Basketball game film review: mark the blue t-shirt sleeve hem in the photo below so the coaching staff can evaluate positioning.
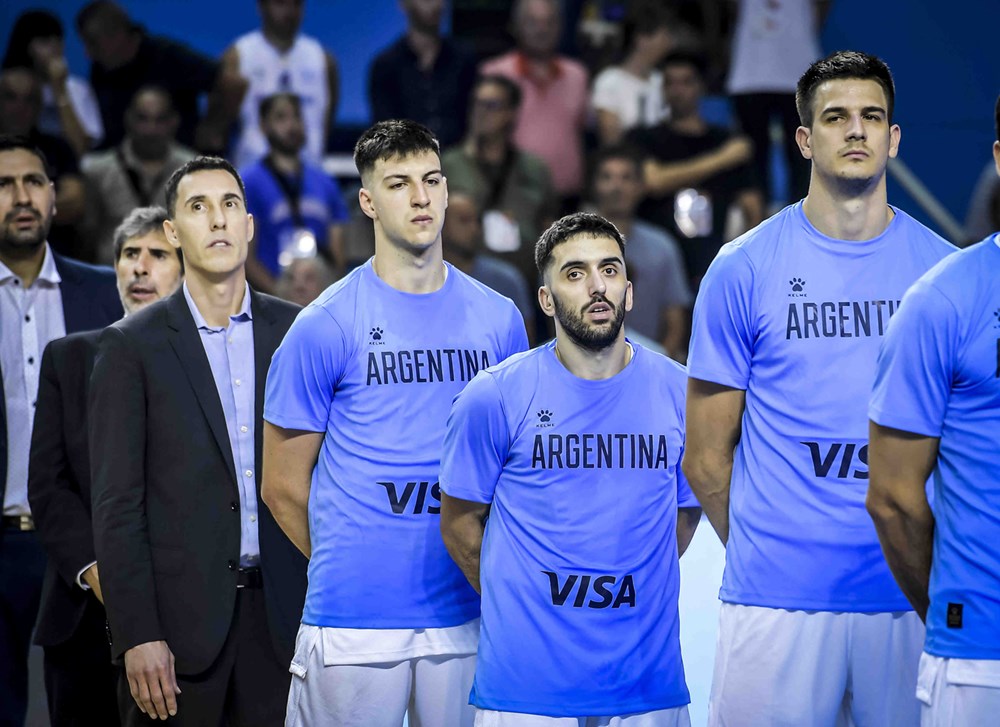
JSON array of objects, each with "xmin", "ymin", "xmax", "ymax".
[
  {"xmin": 263, "ymin": 409, "xmax": 327, "ymax": 433},
  {"xmin": 686, "ymin": 366, "xmax": 749, "ymax": 391},
  {"xmin": 868, "ymin": 405, "xmax": 942, "ymax": 439},
  {"xmin": 439, "ymin": 482, "xmax": 495, "ymax": 504}
]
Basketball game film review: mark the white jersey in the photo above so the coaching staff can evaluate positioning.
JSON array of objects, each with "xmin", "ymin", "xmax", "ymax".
[
  {"xmin": 726, "ymin": 0, "xmax": 821, "ymax": 94},
  {"xmin": 232, "ymin": 30, "xmax": 329, "ymax": 168}
]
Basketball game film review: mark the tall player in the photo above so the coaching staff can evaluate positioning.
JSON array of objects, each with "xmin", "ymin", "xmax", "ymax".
[
  {"xmin": 867, "ymin": 96, "xmax": 1000, "ymax": 726},
  {"xmin": 262, "ymin": 119, "xmax": 528, "ymax": 727},
  {"xmin": 683, "ymin": 51, "xmax": 956, "ymax": 726},
  {"xmin": 440, "ymin": 212, "xmax": 701, "ymax": 726}
]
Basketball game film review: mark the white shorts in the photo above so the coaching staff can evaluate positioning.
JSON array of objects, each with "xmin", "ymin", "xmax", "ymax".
[
  {"xmin": 285, "ymin": 624, "xmax": 477, "ymax": 727},
  {"xmin": 917, "ymin": 652, "xmax": 1000, "ymax": 727},
  {"xmin": 475, "ymin": 706, "xmax": 691, "ymax": 727},
  {"xmin": 708, "ymin": 603, "xmax": 924, "ymax": 727}
]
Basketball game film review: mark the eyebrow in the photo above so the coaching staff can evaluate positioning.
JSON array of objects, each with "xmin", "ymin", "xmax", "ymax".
[
  {"xmin": 384, "ymin": 169, "xmax": 443, "ymax": 182},
  {"xmin": 0, "ymin": 172, "xmax": 48, "ymax": 183},
  {"xmin": 184, "ymin": 192, "xmax": 244, "ymax": 206},
  {"xmin": 559, "ymin": 256, "xmax": 624, "ymax": 272},
  {"xmin": 822, "ymin": 105, "xmax": 886, "ymax": 116}
]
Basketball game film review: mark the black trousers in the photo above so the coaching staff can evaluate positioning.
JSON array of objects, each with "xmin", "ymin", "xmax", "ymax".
[
  {"xmin": 118, "ymin": 587, "xmax": 290, "ymax": 727},
  {"xmin": 732, "ymin": 92, "xmax": 811, "ymax": 204},
  {"xmin": 43, "ymin": 596, "xmax": 120, "ymax": 726},
  {"xmin": 0, "ymin": 530, "xmax": 46, "ymax": 727}
]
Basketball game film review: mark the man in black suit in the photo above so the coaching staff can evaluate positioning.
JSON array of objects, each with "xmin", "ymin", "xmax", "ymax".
[
  {"xmin": 28, "ymin": 205, "xmax": 184, "ymax": 726},
  {"xmin": 89, "ymin": 156, "xmax": 307, "ymax": 726},
  {"xmin": 0, "ymin": 135, "xmax": 121, "ymax": 727}
]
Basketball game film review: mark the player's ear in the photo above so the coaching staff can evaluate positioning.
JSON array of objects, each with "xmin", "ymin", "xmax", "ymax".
[
  {"xmin": 795, "ymin": 125, "xmax": 813, "ymax": 160},
  {"xmin": 537, "ymin": 283, "xmax": 556, "ymax": 320},
  {"xmin": 358, "ymin": 187, "xmax": 377, "ymax": 221}
]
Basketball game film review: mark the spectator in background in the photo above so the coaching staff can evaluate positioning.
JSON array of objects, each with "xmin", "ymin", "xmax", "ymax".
[
  {"xmin": 442, "ymin": 191, "xmax": 536, "ymax": 340},
  {"xmin": 2, "ymin": 10, "xmax": 104, "ymax": 157},
  {"xmin": 369, "ymin": 0, "xmax": 478, "ymax": 149},
  {"xmin": 442, "ymin": 74, "xmax": 557, "ymax": 299},
  {"xmin": 242, "ymin": 93, "xmax": 348, "ymax": 294},
  {"xmin": 82, "ymin": 85, "xmax": 196, "ymax": 264},
  {"xmin": 0, "ymin": 68, "xmax": 87, "ymax": 256},
  {"xmin": 0, "ymin": 135, "xmax": 121, "ymax": 727},
  {"xmin": 590, "ymin": 145, "xmax": 691, "ymax": 360},
  {"xmin": 226, "ymin": 0, "xmax": 339, "ymax": 169},
  {"xmin": 75, "ymin": 0, "xmax": 245, "ymax": 153},
  {"xmin": 480, "ymin": 0, "xmax": 589, "ymax": 206},
  {"xmin": 591, "ymin": 0, "xmax": 674, "ymax": 146},
  {"xmin": 28, "ymin": 206, "xmax": 182, "ymax": 727},
  {"xmin": 963, "ymin": 159, "xmax": 1000, "ymax": 245},
  {"xmin": 628, "ymin": 51, "xmax": 762, "ymax": 287},
  {"xmin": 274, "ymin": 255, "xmax": 334, "ymax": 307},
  {"xmin": 726, "ymin": 0, "xmax": 826, "ymax": 206}
]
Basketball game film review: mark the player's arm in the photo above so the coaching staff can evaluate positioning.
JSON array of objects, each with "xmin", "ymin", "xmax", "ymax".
[
  {"xmin": 682, "ymin": 379, "xmax": 744, "ymax": 545},
  {"xmin": 261, "ymin": 423, "xmax": 323, "ymax": 559},
  {"xmin": 643, "ymin": 136, "xmax": 753, "ymax": 195},
  {"xmin": 440, "ymin": 495, "xmax": 491, "ymax": 594},
  {"xmin": 866, "ymin": 423, "xmax": 938, "ymax": 621},
  {"xmin": 676, "ymin": 507, "xmax": 702, "ymax": 557}
]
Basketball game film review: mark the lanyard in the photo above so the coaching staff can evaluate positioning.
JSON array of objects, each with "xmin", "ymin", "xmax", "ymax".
[{"xmin": 262, "ymin": 156, "xmax": 305, "ymax": 227}]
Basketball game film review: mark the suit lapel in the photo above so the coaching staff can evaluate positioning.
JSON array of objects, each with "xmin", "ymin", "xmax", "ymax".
[{"xmin": 165, "ymin": 290, "xmax": 238, "ymax": 486}]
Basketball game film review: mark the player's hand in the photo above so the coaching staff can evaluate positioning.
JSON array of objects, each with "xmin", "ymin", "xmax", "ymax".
[
  {"xmin": 124, "ymin": 641, "xmax": 181, "ymax": 719},
  {"xmin": 81, "ymin": 563, "xmax": 104, "ymax": 605}
]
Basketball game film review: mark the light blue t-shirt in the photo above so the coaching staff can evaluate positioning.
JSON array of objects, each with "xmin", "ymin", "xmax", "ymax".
[
  {"xmin": 870, "ymin": 235, "xmax": 1000, "ymax": 658},
  {"xmin": 264, "ymin": 260, "xmax": 528, "ymax": 628},
  {"xmin": 688, "ymin": 201, "xmax": 955, "ymax": 611},
  {"xmin": 440, "ymin": 341, "xmax": 695, "ymax": 717}
]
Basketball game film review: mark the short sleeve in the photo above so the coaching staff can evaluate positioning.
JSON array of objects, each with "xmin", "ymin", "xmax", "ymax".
[
  {"xmin": 502, "ymin": 303, "xmax": 530, "ymax": 361},
  {"xmin": 687, "ymin": 245, "xmax": 756, "ymax": 389},
  {"xmin": 439, "ymin": 372, "xmax": 510, "ymax": 504},
  {"xmin": 676, "ymin": 448, "xmax": 699, "ymax": 509},
  {"xmin": 590, "ymin": 68, "xmax": 623, "ymax": 113},
  {"xmin": 264, "ymin": 305, "xmax": 347, "ymax": 432},
  {"xmin": 869, "ymin": 281, "xmax": 958, "ymax": 437}
]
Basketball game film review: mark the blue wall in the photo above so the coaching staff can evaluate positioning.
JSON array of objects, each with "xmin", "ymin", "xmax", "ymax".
[{"xmin": 2, "ymin": 0, "xmax": 998, "ymax": 237}]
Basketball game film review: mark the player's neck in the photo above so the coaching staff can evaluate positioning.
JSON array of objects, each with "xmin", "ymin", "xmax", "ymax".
[
  {"xmin": 184, "ymin": 269, "xmax": 248, "ymax": 327},
  {"xmin": 371, "ymin": 237, "xmax": 447, "ymax": 294},
  {"xmin": 554, "ymin": 333, "xmax": 632, "ymax": 381},
  {"xmin": 263, "ymin": 27, "xmax": 296, "ymax": 53},
  {"xmin": 802, "ymin": 176, "xmax": 893, "ymax": 241}
]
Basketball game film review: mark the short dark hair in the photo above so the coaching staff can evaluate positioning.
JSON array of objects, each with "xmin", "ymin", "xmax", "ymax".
[
  {"xmin": 590, "ymin": 143, "xmax": 644, "ymax": 188},
  {"xmin": 0, "ymin": 134, "xmax": 51, "ymax": 177},
  {"xmin": 622, "ymin": 0, "xmax": 674, "ymax": 51},
  {"xmin": 2, "ymin": 11, "xmax": 64, "ymax": 70},
  {"xmin": 75, "ymin": 1, "xmax": 132, "ymax": 34},
  {"xmin": 661, "ymin": 50, "xmax": 707, "ymax": 79},
  {"xmin": 112, "ymin": 205, "xmax": 183, "ymax": 272},
  {"xmin": 796, "ymin": 50, "xmax": 895, "ymax": 127},
  {"xmin": 259, "ymin": 92, "xmax": 301, "ymax": 121},
  {"xmin": 164, "ymin": 156, "xmax": 246, "ymax": 216},
  {"xmin": 535, "ymin": 212, "xmax": 627, "ymax": 276},
  {"xmin": 995, "ymin": 93, "xmax": 1000, "ymax": 145},
  {"xmin": 473, "ymin": 74, "xmax": 523, "ymax": 110},
  {"xmin": 353, "ymin": 119, "xmax": 440, "ymax": 182}
]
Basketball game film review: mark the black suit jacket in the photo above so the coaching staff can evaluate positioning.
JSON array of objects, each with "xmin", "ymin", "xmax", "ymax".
[
  {"xmin": 89, "ymin": 287, "xmax": 307, "ymax": 674},
  {"xmin": 28, "ymin": 331, "xmax": 103, "ymax": 647},
  {"xmin": 0, "ymin": 252, "xmax": 120, "ymax": 549}
]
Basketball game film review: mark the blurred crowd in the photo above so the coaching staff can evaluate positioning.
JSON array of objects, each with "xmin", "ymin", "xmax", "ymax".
[{"xmin": 3, "ymin": 0, "xmax": 990, "ymax": 360}]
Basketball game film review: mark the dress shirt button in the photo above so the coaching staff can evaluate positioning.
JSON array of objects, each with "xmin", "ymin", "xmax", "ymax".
[
  {"xmin": 228, "ymin": 337, "xmax": 233, "ymax": 344},
  {"xmin": 230, "ymin": 502, "xmax": 238, "ymax": 511},
  {"xmin": 24, "ymin": 315, "xmax": 30, "ymax": 322},
  {"xmin": 235, "ymin": 379, "xmax": 241, "ymax": 386},
  {"xmin": 244, "ymin": 469, "xmax": 252, "ymax": 477},
  {"xmin": 240, "ymin": 425, "xmax": 248, "ymax": 433},
  {"xmin": 227, "ymin": 560, "xmax": 236, "ymax": 571},
  {"xmin": 27, "ymin": 357, "xmax": 34, "ymax": 365},
  {"xmin": 249, "ymin": 515, "xmax": 257, "ymax": 523}
]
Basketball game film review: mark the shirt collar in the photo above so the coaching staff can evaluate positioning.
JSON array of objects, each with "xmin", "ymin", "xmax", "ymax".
[
  {"xmin": 0, "ymin": 243, "xmax": 62, "ymax": 287},
  {"xmin": 182, "ymin": 280, "xmax": 253, "ymax": 331}
]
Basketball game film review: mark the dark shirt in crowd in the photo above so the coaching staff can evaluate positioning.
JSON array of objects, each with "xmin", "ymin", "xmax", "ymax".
[
  {"xmin": 368, "ymin": 36, "xmax": 478, "ymax": 149},
  {"xmin": 90, "ymin": 31, "xmax": 218, "ymax": 149},
  {"xmin": 628, "ymin": 123, "xmax": 756, "ymax": 283}
]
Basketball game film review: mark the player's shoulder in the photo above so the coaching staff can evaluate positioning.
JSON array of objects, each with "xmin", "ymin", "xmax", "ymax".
[
  {"xmin": 634, "ymin": 343, "xmax": 688, "ymax": 393},
  {"xmin": 888, "ymin": 206, "xmax": 958, "ymax": 258},
  {"xmin": 909, "ymin": 236, "xmax": 997, "ymax": 306}
]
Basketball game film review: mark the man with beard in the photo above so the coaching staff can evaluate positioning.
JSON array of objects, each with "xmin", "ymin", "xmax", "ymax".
[
  {"xmin": 82, "ymin": 85, "xmax": 195, "ymax": 264},
  {"xmin": 241, "ymin": 92, "xmax": 348, "ymax": 294},
  {"xmin": 439, "ymin": 212, "xmax": 701, "ymax": 725},
  {"xmin": 0, "ymin": 135, "xmax": 120, "ymax": 726},
  {"xmin": 28, "ymin": 206, "xmax": 182, "ymax": 726},
  {"xmin": 683, "ymin": 51, "xmax": 956, "ymax": 726}
]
